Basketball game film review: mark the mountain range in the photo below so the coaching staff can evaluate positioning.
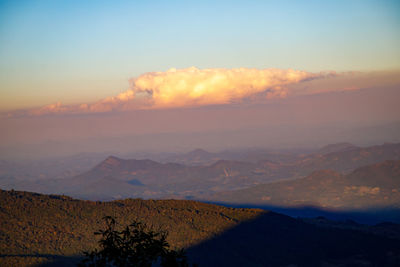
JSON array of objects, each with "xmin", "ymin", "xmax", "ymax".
[
  {"xmin": 1, "ymin": 142, "xmax": 397, "ymax": 201},
  {"xmin": 207, "ymin": 159, "xmax": 400, "ymax": 209},
  {"xmin": 0, "ymin": 142, "xmax": 399, "ymax": 208}
]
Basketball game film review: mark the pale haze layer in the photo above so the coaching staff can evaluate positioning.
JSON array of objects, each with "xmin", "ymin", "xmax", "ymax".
[
  {"xmin": 0, "ymin": 1, "xmax": 399, "ymax": 159},
  {"xmin": 1, "ymin": 70, "xmax": 399, "ymax": 159}
]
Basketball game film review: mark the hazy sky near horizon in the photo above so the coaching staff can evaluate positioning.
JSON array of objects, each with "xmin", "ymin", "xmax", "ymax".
[
  {"xmin": 1, "ymin": 0, "xmax": 400, "ymax": 111},
  {"xmin": 0, "ymin": 0, "xmax": 400, "ymax": 158}
]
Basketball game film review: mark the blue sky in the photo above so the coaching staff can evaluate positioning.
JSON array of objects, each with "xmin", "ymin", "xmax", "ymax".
[{"xmin": 0, "ymin": 0, "xmax": 399, "ymax": 110}]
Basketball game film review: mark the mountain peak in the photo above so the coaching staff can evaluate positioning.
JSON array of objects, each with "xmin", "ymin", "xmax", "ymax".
[
  {"xmin": 98, "ymin": 156, "xmax": 124, "ymax": 170},
  {"xmin": 104, "ymin": 155, "xmax": 122, "ymax": 162}
]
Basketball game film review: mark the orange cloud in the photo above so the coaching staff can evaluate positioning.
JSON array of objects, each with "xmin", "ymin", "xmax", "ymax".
[
  {"xmin": 28, "ymin": 102, "xmax": 68, "ymax": 116},
  {"xmin": 11, "ymin": 67, "xmax": 330, "ymax": 116},
  {"xmin": 126, "ymin": 67, "xmax": 317, "ymax": 108}
]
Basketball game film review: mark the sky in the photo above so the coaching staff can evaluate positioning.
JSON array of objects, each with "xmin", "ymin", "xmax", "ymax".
[
  {"xmin": 0, "ymin": 0, "xmax": 399, "ymax": 111},
  {"xmin": 0, "ymin": 0, "xmax": 399, "ymax": 158}
]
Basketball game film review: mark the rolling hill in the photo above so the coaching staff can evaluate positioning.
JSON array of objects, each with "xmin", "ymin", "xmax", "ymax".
[
  {"xmin": 208, "ymin": 160, "xmax": 400, "ymax": 209},
  {"xmin": 1, "ymin": 142, "xmax": 400, "ymax": 202},
  {"xmin": 1, "ymin": 189, "xmax": 400, "ymax": 266}
]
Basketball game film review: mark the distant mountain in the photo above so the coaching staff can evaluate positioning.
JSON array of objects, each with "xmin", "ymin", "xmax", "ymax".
[
  {"xmin": 164, "ymin": 148, "xmax": 219, "ymax": 165},
  {"xmin": 2, "ymin": 142, "xmax": 400, "ymax": 201},
  {"xmin": 316, "ymin": 142, "xmax": 359, "ymax": 155},
  {"xmin": 47, "ymin": 157, "xmax": 262, "ymax": 200},
  {"xmin": 289, "ymin": 142, "xmax": 400, "ymax": 176},
  {"xmin": 157, "ymin": 142, "xmax": 398, "ymax": 167},
  {"xmin": 154, "ymin": 147, "xmax": 300, "ymax": 166},
  {"xmin": 208, "ymin": 160, "xmax": 400, "ymax": 209},
  {"xmin": 1, "ymin": 189, "xmax": 400, "ymax": 266}
]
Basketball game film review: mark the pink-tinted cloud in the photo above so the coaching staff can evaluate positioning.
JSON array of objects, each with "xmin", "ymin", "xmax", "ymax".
[
  {"xmin": 8, "ymin": 67, "xmax": 336, "ymax": 116},
  {"xmin": 124, "ymin": 67, "xmax": 320, "ymax": 108}
]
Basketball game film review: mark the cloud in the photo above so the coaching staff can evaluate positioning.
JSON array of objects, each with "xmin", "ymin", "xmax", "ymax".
[
  {"xmin": 10, "ymin": 67, "xmax": 331, "ymax": 116},
  {"xmin": 124, "ymin": 67, "xmax": 320, "ymax": 108}
]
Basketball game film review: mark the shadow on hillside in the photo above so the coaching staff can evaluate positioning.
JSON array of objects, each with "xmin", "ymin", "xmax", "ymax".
[
  {"xmin": 4, "ymin": 209, "xmax": 400, "ymax": 267},
  {"xmin": 34, "ymin": 255, "xmax": 82, "ymax": 267},
  {"xmin": 203, "ymin": 201, "xmax": 400, "ymax": 224},
  {"xmin": 4, "ymin": 206, "xmax": 400, "ymax": 267},
  {"xmin": 186, "ymin": 211, "xmax": 400, "ymax": 267}
]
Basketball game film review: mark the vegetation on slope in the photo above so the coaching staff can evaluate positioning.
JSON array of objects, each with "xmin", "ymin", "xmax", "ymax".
[
  {"xmin": 79, "ymin": 216, "xmax": 190, "ymax": 267},
  {"xmin": 1, "ymin": 189, "xmax": 400, "ymax": 266},
  {"xmin": 0, "ymin": 189, "xmax": 260, "ymax": 266}
]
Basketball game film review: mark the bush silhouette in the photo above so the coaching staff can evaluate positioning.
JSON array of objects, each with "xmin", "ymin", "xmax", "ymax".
[{"xmin": 79, "ymin": 216, "xmax": 191, "ymax": 267}]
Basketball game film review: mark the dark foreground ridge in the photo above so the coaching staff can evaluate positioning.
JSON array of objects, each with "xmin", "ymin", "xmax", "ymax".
[
  {"xmin": 1, "ymin": 189, "xmax": 400, "ymax": 266},
  {"xmin": 187, "ymin": 211, "xmax": 400, "ymax": 266}
]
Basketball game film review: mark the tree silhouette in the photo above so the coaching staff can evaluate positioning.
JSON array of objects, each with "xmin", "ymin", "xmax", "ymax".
[{"xmin": 79, "ymin": 216, "xmax": 191, "ymax": 267}]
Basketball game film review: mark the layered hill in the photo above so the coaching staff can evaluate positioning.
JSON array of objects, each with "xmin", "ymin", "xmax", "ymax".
[
  {"xmin": 1, "ymin": 142, "xmax": 400, "ymax": 201},
  {"xmin": 154, "ymin": 147, "xmax": 301, "ymax": 165},
  {"xmin": 56, "ymin": 142, "xmax": 400, "ymax": 200},
  {"xmin": 208, "ymin": 160, "xmax": 400, "ymax": 209},
  {"xmin": 293, "ymin": 142, "xmax": 400, "ymax": 174},
  {"xmin": 28, "ymin": 156, "xmax": 277, "ymax": 200},
  {"xmin": 1, "ymin": 190, "xmax": 400, "ymax": 266}
]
